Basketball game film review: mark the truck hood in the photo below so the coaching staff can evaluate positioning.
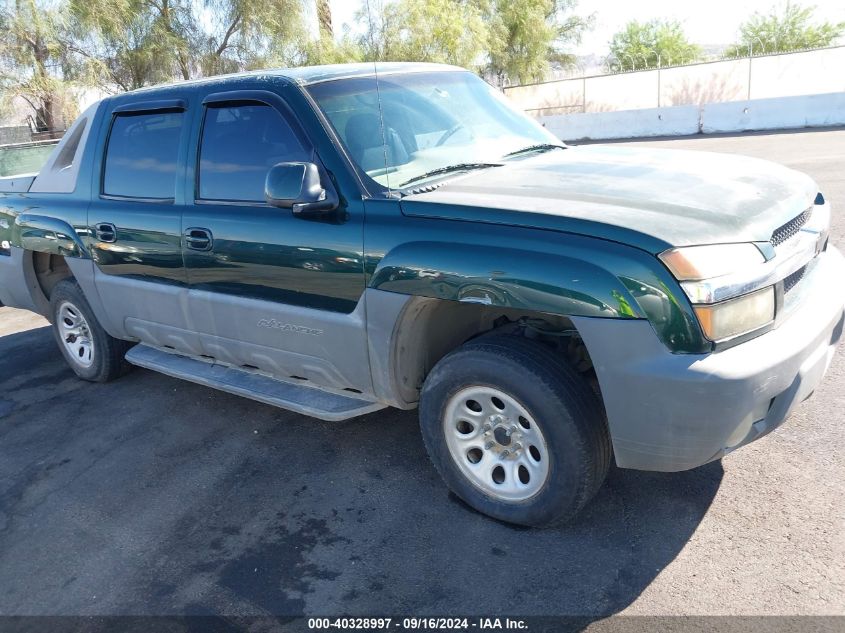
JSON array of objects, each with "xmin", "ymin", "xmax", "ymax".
[{"xmin": 399, "ymin": 145, "xmax": 818, "ymax": 253}]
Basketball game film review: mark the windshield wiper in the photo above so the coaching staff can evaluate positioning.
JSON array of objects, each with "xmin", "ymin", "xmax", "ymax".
[
  {"xmin": 399, "ymin": 163, "xmax": 503, "ymax": 188},
  {"xmin": 503, "ymin": 143, "xmax": 567, "ymax": 158}
]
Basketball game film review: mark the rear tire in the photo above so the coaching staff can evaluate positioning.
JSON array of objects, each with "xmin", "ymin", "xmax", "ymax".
[
  {"xmin": 50, "ymin": 279, "xmax": 133, "ymax": 382},
  {"xmin": 419, "ymin": 335, "xmax": 610, "ymax": 527}
]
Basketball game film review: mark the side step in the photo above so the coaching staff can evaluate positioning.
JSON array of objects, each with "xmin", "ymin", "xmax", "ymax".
[{"xmin": 125, "ymin": 344, "xmax": 386, "ymax": 421}]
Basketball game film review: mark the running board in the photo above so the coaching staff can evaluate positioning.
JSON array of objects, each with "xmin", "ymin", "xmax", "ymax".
[{"xmin": 125, "ymin": 344, "xmax": 386, "ymax": 421}]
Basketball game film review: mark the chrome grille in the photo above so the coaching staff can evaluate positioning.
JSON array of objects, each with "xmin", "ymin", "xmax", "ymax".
[{"xmin": 771, "ymin": 208, "xmax": 812, "ymax": 247}]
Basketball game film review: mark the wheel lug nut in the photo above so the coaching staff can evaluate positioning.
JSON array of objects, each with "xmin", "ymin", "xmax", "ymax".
[
  {"xmin": 500, "ymin": 450, "xmax": 509, "ymax": 459},
  {"xmin": 485, "ymin": 441, "xmax": 495, "ymax": 449}
]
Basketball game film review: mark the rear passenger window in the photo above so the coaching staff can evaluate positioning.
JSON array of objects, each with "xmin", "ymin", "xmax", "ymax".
[
  {"xmin": 103, "ymin": 111, "xmax": 183, "ymax": 199},
  {"xmin": 198, "ymin": 103, "xmax": 307, "ymax": 202}
]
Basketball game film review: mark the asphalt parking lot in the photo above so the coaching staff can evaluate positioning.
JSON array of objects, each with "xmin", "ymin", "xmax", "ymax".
[{"xmin": 1, "ymin": 128, "xmax": 843, "ymax": 622}]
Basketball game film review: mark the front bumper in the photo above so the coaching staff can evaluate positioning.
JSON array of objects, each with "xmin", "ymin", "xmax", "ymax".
[{"xmin": 572, "ymin": 246, "xmax": 845, "ymax": 472}]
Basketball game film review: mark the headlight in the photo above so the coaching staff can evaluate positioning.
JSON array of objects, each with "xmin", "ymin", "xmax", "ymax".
[
  {"xmin": 659, "ymin": 243, "xmax": 765, "ymax": 281},
  {"xmin": 693, "ymin": 286, "xmax": 775, "ymax": 341},
  {"xmin": 659, "ymin": 243, "xmax": 774, "ymax": 343},
  {"xmin": 659, "ymin": 196, "xmax": 829, "ymax": 344}
]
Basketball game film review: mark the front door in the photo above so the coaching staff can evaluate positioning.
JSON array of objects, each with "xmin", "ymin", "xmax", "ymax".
[{"xmin": 181, "ymin": 89, "xmax": 370, "ymax": 393}]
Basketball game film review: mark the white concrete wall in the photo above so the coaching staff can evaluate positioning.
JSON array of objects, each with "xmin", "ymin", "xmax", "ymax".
[
  {"xmin": 506, "ymin": 79, "xmax": 584, "ymax": 116},
  {"xmin": 543, "ymin": 106, "xmax": 700, "ymax": 141},
  {"xmin": 750, "ymin": 48, "xmax": 845, "ymax": 99},
  {"xmin": 659, "ymin": 58, "xmax": 748, "ymax": 106},
  {"xmin": 701, "ymin": 92, "xmax": 845, "ymax": 134},
  {"xmin": 585, "ymin": 70, "xmax": 659, "ymax": 112},
  {"xmin": 541, "ymin": 92, "xmax": 845, "ymax": 141},
  {"xmin": 505, "ymin": 46, "xmax": 845, "ymax": 115}
]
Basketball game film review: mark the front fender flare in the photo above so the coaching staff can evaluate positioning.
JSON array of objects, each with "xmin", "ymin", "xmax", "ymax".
[
  {"xmin": 370, "ymin": 241, "xmax": 643, "ymax": 320},
  {"xmin": 370, "ymin": 240, "xmax": 708, "ymax": 353}
]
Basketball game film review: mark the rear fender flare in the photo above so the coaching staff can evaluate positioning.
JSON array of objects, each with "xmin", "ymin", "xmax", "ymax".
[{"xmin": 13, "ymin": 213, "xmax": 89, "ymax": 259}]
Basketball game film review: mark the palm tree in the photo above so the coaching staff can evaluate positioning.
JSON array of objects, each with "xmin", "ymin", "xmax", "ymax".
[{"xmin": 316, "ymin": 0, "xmax": 333, "ymax": 38}]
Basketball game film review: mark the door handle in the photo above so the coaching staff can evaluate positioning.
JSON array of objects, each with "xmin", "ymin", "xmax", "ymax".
[
  {"xmin": 95, "ymin": 222, "xmax": 117, "ymax": 243},
  {"xmin": 184, "ymin": 227, "xmax": 213, "ymax": 251}
]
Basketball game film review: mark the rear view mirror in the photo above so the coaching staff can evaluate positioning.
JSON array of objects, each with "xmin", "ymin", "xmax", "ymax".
[{"xmin": 265, "ymin": 162, "xmax": 339, "ymax": 219}]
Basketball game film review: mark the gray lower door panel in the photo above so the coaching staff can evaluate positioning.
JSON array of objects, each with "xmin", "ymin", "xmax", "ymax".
[
  {"xmin": 186, "ymin": 288, "xmax": 373, "ymax": 394},
  {"xmin": 93, "ymin": 270, "xmax": 192, "ymax": 340},
  {"xmin": 85, "ymin": 272, "xmax": 374, "ymax": 396}
]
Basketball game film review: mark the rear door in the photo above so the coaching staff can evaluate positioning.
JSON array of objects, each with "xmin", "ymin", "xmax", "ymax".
[
  {"xmin": 88, "ymin": 98, "xmax": 198, "ymax": 351},
  {"xmin": 180, "ymin": 87, "xmax": 370, "ymax": 393}
]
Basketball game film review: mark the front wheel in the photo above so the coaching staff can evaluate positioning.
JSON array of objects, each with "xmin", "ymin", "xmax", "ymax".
[
  {"xmin": 50, "ymin": 279, "xmax": 133, "ymax": 382},
  {"xmin": 419, "ymin": 335, "xmax": 610, "ymax": 527}
]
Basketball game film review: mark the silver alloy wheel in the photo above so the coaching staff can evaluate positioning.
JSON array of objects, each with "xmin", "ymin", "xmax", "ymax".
[
  {"xmin": 57, "ymin": 301, "xmax": 95, "ymax": 369},
  {"xmin": 443, "ymin": 386, "xmax": 551, "ymax": 501}
]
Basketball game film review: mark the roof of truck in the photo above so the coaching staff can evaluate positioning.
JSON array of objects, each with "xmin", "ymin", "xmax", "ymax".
[
  {"xmin": 271, "ymin": 62, "xmax": 465, "ymax": 84},
  {"xmin": 121, "ymin": 62, "xmax": 465, "ymax": 97}
]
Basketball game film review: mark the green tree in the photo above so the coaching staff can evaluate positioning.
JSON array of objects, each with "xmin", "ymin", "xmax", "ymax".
[
  {"xmin": 316, "ymin": 0, "xmax": 332, "ymax": 39},
  {"xmin": 485, "ymin": 0, "xmax": 593, "ymax": 86},
  {"xmin": 359, "ymin": 0, "xmax": 492, "ymax": 70},
  {"xmin": 0, "ymin": 0, "xmax": 79, "ymax": 130},
  {"xmin": 725, "ymin": 2, "xmax": 845, "ymax": 57},
  {"xmin": 199, "ymin": 0, "xmax": 306, "ymax": 74},
  {"xmin": 69, "ymin": 0, "xmax": 196, "ymax": 88},
  {"xmin": 297, "ymin": 0, "xmax": 363, "ymax": 66},
  {"xmin": 70, "ymin": 0, "xmax": 307, "ymax": 88},
  {"xmin": 298, "ymin": 31, "xmax": 363, "ymax": 66},
  {"xmin": 605, "ymin": 19, "xmax": 701, "ymax": 72}
]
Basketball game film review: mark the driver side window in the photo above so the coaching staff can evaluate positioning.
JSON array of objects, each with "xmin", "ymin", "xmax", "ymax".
[
  {"xmin": 316, "ymin": 82, "xmax": 459, "ymax": 174},
  {"xmin": 197, "ymin": 102, "xmax": 308, "ymax": 203}
]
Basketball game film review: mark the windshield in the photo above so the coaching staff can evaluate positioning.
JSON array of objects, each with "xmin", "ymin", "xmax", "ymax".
[{"xmin": 306, "ymin": 70, "xmax": 562, "ymax": 190}]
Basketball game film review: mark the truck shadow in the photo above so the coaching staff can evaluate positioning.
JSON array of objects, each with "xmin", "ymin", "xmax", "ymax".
[
  {"xmin": 180, "ymin": 407, "xmax": 724, "ymax": 620},
  {"xmin": 326, "ymin": 417, "xmax": 725, "ymax": 618},
  {"xmin": 0, "ymin": 324, "xmax": 723, "ymax": 621}
]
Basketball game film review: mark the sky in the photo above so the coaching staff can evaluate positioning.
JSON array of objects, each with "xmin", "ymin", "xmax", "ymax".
[{"xmin": 323, "ymin": 0, "xmax": 845, "ymax": 56}]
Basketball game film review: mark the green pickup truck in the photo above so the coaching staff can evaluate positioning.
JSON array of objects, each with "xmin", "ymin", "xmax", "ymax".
[{"xmin": 1, "ymin": 63, "xmax": 842, "ymax": 526}]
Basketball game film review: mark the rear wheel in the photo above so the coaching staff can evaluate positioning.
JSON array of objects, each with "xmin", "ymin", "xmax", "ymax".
[
  {"xmin": 419, "ymin": 335, "xmax": 610, "ymax": 527},
  {"xmin": 50, "ymin": 279, "xmax": 133, "ymax": 382}
]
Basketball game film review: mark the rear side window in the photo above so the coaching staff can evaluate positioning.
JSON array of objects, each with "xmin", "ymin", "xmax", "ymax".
[
  {"xmin": 53, "ymin": 119, "xmax": 87, "ymax": 171},
  {"xmin": 103, "ymin": 111, "xmax": 183, "ymax": 199},
  {"xmin": 198, "ymin": 103, "xmax": 307, "ymax": 202}
]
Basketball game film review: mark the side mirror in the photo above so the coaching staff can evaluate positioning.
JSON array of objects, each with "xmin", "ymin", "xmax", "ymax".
[{"xmin": 265, "ymin": 162, "xmax": 339, "ymax": 219}]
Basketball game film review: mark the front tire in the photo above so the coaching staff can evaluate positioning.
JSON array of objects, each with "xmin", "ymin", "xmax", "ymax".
[
  {"xmin": 419, "ymin": 335, "xmax": 610, "ymax": 527},
  {"xmin": 50, "ymin": 279, "xmax": 133, "ymax": 382}
]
